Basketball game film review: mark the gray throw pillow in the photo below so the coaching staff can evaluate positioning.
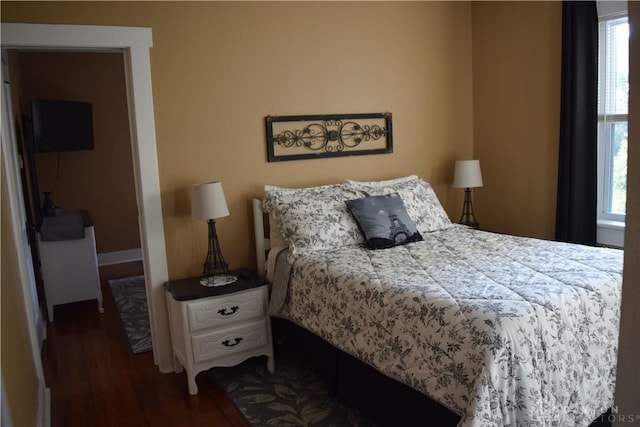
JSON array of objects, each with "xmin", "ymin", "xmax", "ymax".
[{"xmin": 345, "ymin": 193, "xmax": 423, "ymax": 249}]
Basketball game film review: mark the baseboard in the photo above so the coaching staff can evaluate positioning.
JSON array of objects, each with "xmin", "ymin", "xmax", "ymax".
[
  {"xmin": 97, "ymin": 248, "xmax": 143, "ymax": 266},
  {"xmin": 39, "ymin": 382, "xmax": 51, "ymax": 427}
]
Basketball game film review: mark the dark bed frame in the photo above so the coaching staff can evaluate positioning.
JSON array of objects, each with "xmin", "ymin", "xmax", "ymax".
[{"xmin": 271, "ymin": 316, "xmax": 612, "ymax": 427}]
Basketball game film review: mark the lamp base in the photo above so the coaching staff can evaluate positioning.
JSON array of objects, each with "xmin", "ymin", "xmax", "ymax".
[
  {"xmin": 458, "ymin": 187, "xmax": 479, "ymax": 228},
  {"xmin": 200, "ymin": 274, "xmax": 238, "ymax": 287},
  {"xmin": 200, "ymin": 219, "xmax": 236, "ymax": 287}
]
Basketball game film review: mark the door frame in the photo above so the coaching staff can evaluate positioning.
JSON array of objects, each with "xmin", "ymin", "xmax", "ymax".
[{"xmin": 1, "ymin": 23, "xmax": 172, "ymax": 372}]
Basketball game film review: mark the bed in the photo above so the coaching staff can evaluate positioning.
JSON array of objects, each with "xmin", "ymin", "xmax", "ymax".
[{"xmin": 252, "ymin": 175, "xmax": 622, "ymax": 427}]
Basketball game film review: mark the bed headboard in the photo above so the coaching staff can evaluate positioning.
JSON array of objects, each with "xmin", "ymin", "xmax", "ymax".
[{"xmin": 252, "ymin": 198, "xmax": 270, "ymax": 279}]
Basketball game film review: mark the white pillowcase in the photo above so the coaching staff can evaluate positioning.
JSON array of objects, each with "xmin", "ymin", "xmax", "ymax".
[
  {"xmin": 262, "ymin": 183, "xmax": 343, "ymax": 213},
  {"xmin": 263, "ymin": 184, "xmax": 366, "ymax": 256},
  {"xmin": 344, "ymin": 175, "xmax": 419, "ymax": 187}
]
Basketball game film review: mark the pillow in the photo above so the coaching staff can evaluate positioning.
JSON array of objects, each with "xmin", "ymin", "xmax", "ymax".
[
  {"xmin": 345, "ymin": 176, "xmax": 452, "ymax": 234},
  {"xmin": 346, "ymin": 193, "xmax": 423, "ymax": 249},
  {"xmin": 263, "ymin": 184, "xmax": 366, "ymax": 256},
  {"xmin": 344, "ymin": 175, "xmax": 419, "ymax": 188},
  {"xmin": 262, "ymin": 183, "xmax": 343, "ymax": 213}
]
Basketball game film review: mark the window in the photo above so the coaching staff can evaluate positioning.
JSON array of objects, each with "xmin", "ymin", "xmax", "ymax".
[{"xmin": 597, "ymin": 8, "xmax": 628, "ymax": 246}]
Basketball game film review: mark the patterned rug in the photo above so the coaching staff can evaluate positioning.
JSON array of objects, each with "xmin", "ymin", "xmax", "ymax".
[
  {"xmin": 210, "ymin": 354, "xmax": 376, "ymax": 427},
  {"xmin": 108, "ymin": 275, "xmax": 152, "ymax": 354}
]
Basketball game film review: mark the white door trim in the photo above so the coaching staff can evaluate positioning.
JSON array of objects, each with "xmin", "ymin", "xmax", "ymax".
[
  {"xmin": 2, "ymin": 45, "xmax": 46, "ymax": 364},
  {"xmin": 1, "ymin": 23, "xmax": 173, "ymax": 372}
]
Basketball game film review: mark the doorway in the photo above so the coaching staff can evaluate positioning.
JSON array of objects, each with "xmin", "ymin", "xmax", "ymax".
[
  {"xmin": 15, "ymin": 51, "xmax": 142, "ymax": 262},
  {"xmin": 10, "ymin": 50, "xmax": 143, "ymax": 325},
  {"xmin": 1, "ymin": 24, "xmax": 172, "ymax": 376}
]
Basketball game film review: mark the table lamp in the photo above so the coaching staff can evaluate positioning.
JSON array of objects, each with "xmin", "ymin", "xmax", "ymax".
[
  {"xmin": 453, "ymin": 160, "xmax": 483, "ymax": 228},
  {"xmin": 191, "ymin": 181, "xmax": 237, "ymax": 287}
]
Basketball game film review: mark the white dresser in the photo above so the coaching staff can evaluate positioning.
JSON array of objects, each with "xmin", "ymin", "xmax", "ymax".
[
  {"xmin": 37, "ymin": 211, "xmax": 103, "ymax": 321},
  {"xmin": 165, "ymin": 271, "xmax": 274, "ymax": 395}
]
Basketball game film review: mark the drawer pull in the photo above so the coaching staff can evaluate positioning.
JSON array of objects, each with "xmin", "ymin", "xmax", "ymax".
[
  {"xmin": 218, "ymin": 305, "xmax": 239, "ymax": 316},
  {"xmin": 222, "ymin": 337, "xmax": 243, "ymax": 347}
]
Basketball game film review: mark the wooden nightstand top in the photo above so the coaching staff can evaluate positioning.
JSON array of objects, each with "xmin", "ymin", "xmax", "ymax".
[{"xmin": 164, "ymin": 269, "xmax": 267, "ymax": 301}]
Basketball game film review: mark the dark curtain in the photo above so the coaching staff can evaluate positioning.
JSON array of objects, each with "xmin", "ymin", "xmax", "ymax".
[{"xmin": 555, "ymin": 1, "xmax": 598, "ymax": 245}]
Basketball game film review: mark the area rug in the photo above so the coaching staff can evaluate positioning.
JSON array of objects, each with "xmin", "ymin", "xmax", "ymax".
[
  {"xmin": 108, "ymin": 275, "xmax": 152, "ymax": 354},
  {"xmin": 210, "ymin": 354, "xmax": 376, "ymax": 427}
]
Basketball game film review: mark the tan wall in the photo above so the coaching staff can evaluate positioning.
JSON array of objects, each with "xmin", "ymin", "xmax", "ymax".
[
  {"xmin": 1, "ymin": 163, "xmax": 40, "ymax": 427},
  {"xmin": 16, "ymin": 51, "xmax": 140, "ymax": 254},
  {"xmin": 1, "ymin": 1, "xmax": 474, "ymax": 279},
  {"xmin": 472, "ymin": 1, "xmax": 562, "ymax": 239}
]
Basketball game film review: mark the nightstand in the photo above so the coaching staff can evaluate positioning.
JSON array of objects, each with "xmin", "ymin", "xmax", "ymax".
[{"xmin": 164, "ymin": 269, "xmax": 275, "ymax": 395}]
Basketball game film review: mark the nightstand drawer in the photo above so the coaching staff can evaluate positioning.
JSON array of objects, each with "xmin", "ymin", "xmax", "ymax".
[
  {"xmin": 187, "ymin": 287, "xmax": 266, "ymax": 333},
  {"xmin": 191, "ymin": 319, "xmax": 268, "ymax": 363}
]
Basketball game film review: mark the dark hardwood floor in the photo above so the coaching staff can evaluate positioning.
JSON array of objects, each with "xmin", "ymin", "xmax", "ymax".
[{"xmin": 42, "ymin": 261, "xmax": 248, "ymax": 427}]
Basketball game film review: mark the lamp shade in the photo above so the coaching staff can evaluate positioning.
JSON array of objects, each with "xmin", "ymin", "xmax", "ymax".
[
  {"xmin": 453, "ymin": 160, "xmax": 483, "ymax": 188},
  {"xmin": 191, "ymin": 181, "xmax": 230, "ymax": 220}
]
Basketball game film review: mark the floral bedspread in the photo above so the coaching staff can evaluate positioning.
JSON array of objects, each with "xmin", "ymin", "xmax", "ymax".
[{"xmin": 270, "ymin": 225, "xmax": 623, "ymax": 427}]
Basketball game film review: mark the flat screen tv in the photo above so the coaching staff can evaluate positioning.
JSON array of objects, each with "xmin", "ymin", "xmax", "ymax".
[{"xmin": 31, "ymin": 98, "xmax": 94, "ymax": 153}]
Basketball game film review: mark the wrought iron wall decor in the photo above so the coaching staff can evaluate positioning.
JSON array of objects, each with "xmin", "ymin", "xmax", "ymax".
[{"xmin": 266, "ymin": 112, "xmax": 393, "ymax": 162}]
